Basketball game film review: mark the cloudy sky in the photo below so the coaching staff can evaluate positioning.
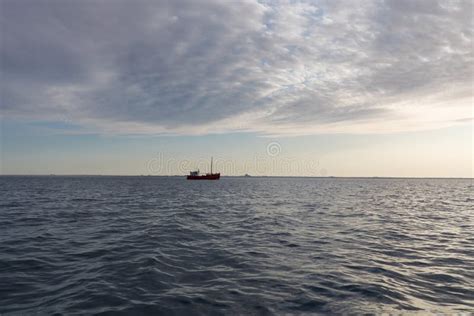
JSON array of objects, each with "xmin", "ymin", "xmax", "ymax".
[{"xmin": 1, "ymin": 0, "xmax": 473, "ymax": 176}]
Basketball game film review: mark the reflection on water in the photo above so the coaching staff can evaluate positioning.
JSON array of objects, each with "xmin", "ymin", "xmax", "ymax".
[{"xmin": 0, "ymin": 176, "xmax": 473, "ymax": 314}]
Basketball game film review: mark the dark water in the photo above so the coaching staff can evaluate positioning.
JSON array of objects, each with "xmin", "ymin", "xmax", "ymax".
[{"xmin": 1, "ymin": 176, "xmax": 473, "ymax": 314}]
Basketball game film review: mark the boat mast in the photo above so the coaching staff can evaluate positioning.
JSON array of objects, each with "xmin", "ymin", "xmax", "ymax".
[{"xmin": 211, "ymin": 157, "xmax": 213, "ymax": 174}]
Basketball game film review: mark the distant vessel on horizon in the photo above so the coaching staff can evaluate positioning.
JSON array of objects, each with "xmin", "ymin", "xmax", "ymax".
[{"xmin": 187, "ymin": 157, "xmax": 220, "ymax": 180}]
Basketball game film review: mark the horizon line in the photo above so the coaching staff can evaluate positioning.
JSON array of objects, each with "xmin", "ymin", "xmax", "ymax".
[{"xmin": 1, "ymin": 174, "xmax": 472, "ymax": 180}]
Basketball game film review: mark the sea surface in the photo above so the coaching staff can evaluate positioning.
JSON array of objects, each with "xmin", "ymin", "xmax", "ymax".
[{"xmin": 0, "ymin": 176, "xmax": 473, "ymax": 314}]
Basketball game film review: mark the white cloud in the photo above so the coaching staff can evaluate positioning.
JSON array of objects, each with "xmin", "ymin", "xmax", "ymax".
[{"xmin": 1, "ymin": 0, "xmax": 472, "ymax": 135}]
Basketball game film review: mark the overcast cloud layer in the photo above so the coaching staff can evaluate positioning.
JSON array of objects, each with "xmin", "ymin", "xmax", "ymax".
[{"xmin": 1, "ymin": 0, "xmax": 472, "ymax": 135}]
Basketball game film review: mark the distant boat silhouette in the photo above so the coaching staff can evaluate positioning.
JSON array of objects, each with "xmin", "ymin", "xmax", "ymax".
[{"xmin": 187, "ymin": 157, "xmax": 220, "ymax": 180}]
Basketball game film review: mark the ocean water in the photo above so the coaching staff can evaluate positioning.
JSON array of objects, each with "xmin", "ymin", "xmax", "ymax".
[{"xmin": 0, "ymin": 176, "xmax": 473, "ymax": 314}]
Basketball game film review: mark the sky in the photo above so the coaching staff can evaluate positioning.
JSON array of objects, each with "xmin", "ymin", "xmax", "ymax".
[{"xmin": 1, "ymin": 0, "xmax": 473, "ymax": 177}]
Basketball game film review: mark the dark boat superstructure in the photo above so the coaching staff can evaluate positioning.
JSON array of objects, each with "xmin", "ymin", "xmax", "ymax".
[{"xmin": 187, "ymin": 157, "xmax": 220, "ymax": 180}]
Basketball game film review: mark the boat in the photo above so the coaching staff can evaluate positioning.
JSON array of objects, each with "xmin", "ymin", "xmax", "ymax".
[{"xmin": 187, "ymin": 157, "xmax": 220, "ymax": 180}]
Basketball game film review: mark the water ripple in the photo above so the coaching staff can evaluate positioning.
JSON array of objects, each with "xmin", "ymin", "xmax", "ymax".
[{"xmin": 0, "ymin": 176, "xmax": 473, "ymax": 314}]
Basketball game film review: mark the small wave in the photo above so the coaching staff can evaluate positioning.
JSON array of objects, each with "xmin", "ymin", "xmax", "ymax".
[{"xmin": 1, "ymin": 176, "xmax": 472, "ymax": 314}]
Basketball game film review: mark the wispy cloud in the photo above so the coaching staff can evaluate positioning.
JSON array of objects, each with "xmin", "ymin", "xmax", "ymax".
[{"xmin": 1, "ymin": 0, "xmax": 472, "ymax": 135}]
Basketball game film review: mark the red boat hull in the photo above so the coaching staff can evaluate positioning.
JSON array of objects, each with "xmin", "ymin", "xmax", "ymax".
[{"xmin": 187, "ymin": 173, "xmax": 220, "ymax": 180}]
